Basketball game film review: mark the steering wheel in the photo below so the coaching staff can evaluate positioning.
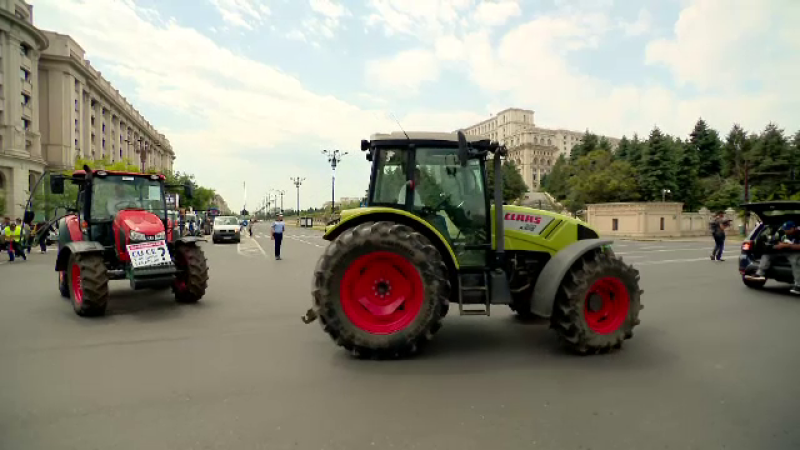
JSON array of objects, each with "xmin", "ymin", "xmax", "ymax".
[{"xmin": 422, "ymin": 193, "xmax": 462, "ymax": 216}]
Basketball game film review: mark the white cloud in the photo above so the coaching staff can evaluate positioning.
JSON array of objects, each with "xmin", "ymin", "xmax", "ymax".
[
  {"xmin": 285, "ymin": 29, "xmax": 306, "ymax": 41},
  {"xmin": 365, "ymin": 49, "xmax": 441, "ymax": 92},
  {"xmin": 309, "ymin": 0, "xmax": 348, "ymax": 19},
  {"xmin": 364, "ymin": 0, "xmax": 475, "ymax": 38},
  {"xmin": 619, "ymin": 8, "xmax": 652, "ymax": 36},
  {"xmin": 645, "ymin": 0, "xmax": 800, "ymax": 93},
  {"xmin": 472, "ymin": 1, "xmax": 521, "ymax": 27},
  {"xmin": 32, "ymin": 0, "xmax": 478, "ymax": 209},
  {"xmin": 209, "ymin": 0, "xmax": 271, "ymax": 30},
  {"xmin": 302, "ymin": 0, "xmax": 350, "ymax": 40}
]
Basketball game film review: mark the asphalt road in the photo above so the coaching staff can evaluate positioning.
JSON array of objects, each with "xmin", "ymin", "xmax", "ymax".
[{"xmin": 1, "ymin": 225, "xmax": 799, "ymax": 450}]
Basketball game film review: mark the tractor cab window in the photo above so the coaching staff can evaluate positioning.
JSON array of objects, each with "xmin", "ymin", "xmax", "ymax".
[
  {"xmin": 372, "ymin": 148, "xmax": 411, "ymax": 207},
  {"xmin": 90, "ymin": 176, "xmax": 165, "ymax": 221}
]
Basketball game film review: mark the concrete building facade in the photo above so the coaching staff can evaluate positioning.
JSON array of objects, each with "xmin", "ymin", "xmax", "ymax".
[
  {"xmin": 0, "ymin": 1, "xmax": 174, "ymax": 219},
  {"xmin": 461, "ymin": 107, "xmax": 621, "ymax": 191}
]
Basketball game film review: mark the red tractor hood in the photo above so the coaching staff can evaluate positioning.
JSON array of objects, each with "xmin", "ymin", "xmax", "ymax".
[{"xmin": 115, "ymin": 210, "xmax": 165, "ymax": 235}]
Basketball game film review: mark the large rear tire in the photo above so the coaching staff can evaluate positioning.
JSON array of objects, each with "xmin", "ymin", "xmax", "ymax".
[
  {"xmin": 312, "ymin": 221, "xmax": 450, "ymax": 359},
  {"xmin": 551, "ymin": 251, "xmax": 642, "ymax": 354},
  {"xmin": 68, "ymin": 253, "xmax": 109, "ymax": 317},
  {"xmin": 173, "ymin": 245, "xmax": 209, "ymax": 303}
]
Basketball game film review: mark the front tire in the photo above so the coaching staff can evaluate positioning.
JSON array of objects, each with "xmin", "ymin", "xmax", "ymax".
[
  {"xmin": 67, "ymin": 253, "xmax": 109, "ymax": 317},
  {"xmin": 551, "ymin": 251, "xmax": 642, "ymax": 354},
  {"xmin": 312, "ymin": 221, "xmax": 450, "ymax": 359},
  {"xmin": 173, "ymin": 245, "xmax": 209, "ymax": 303}
]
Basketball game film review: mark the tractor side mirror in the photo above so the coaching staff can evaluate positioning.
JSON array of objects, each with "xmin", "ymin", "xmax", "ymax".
[
  {"xmin": 23, "ymin": 210, "xmax": 35, "ymax": 224},
  {"xmin": 184, "ymin": 182, "xmax": 194, "ymax": 199},
  {"xmin": 456, "ymin": 130, "xmax": 469, "ymax": 167},
  {"xmin": 50, "ymin": 175, "xmax": 65, "ymax": 194}
]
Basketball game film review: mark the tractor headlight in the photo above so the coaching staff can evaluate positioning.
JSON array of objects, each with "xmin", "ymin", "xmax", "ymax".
[
  {"xmin": 154, "ymin": 231, "xmax": 166, "ymax": 240},
  {"xmin": 129, "ymin": 231, "xmax": 146, "ymax": 241}
]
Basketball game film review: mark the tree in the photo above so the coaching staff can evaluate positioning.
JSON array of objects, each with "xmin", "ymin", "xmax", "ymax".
[
  {"xmin": 487, "ymin": 159, "xmax": 528, "ymax": 203},
  {"xmin": 689, "ymin": 118, "xmax": 723, "ymax": 178},
  {"xmin": 638, "ymin": 127, "xmax": 676, "ymax": 201},
  {"xmin": 748, "ymin": 123, "xmax": 791, "ymax": 199},
  {"xmin": 614, "ymin": 136, "xmax": 632, "ymax": 162},
  {"xmin": 541, "ymin": 154, "xmax": 570, "ymax": 200},
  {"xmin": 721, "ymin": 124, "xmax": 747, "ymax": 179},
  {"xmin": 569, "ymin": 131, "xmax": 599, "ymax": 162},
  {"xmin": 673, "ymin": 140, "xmax": 701, "ymax": 210},
  {"xmin": 565, "ymin": 148, "xmax": 639, "ymax": 213}
]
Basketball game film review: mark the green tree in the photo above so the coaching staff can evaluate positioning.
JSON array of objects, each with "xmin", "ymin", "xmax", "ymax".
[
  {"xmin": 565, "ymin": 148, "xmax": 639, "ymax": 213},
  {"xmin": 673, "ymin": 140, "xmax": 701, "ymax": 210},
  {"xmin": 748, "ymin": 123, "xmax": 791, "ymax": 199},
  {"xmin": 627, "ymin": 133, "xmax": 645, "ymax": 169},
  {"xmin": 569, "ymin": 131, "xmax": 599, "ymax": 162},
  {"xmin": 638, "ymin": 127, "xmax": 676, "ymax": 201},
  {"xmin": 614, "ymin": 136, "xmax": 632, "ymax": 162},
  {"xmin": 689, "ymin": 118, "xmax": 723, "ymax": 178},
  {"xmin": 703, "ymin": 177, "xmax": 744, "ymax": 212},
  {"xmin": 487, "ymin": 159, "xmax": 528, "ymax": 203},
  {"xmin": 541, "ymin": 154, "xmax": 570, "ymax": 200},
  {"xmin": 721, "ymin": 124, "xmax": 748, "ymax": 179}
]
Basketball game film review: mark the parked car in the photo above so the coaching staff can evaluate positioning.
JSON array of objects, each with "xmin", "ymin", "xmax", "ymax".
[
  {"xmin": 213, "ymin": 215, "xmax": 241, "ymax": 243},
  {"xmin": 739, "ymin": 201, "xmax": 800, "ymax": 289}
]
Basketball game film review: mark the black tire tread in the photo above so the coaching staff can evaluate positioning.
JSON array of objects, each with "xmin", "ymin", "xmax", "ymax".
[
  {"xmin": 312, "ymin": 221, "xmax": 450, "ymax": 359},
  {"xmin": 550, "ymin": 251, "xmax": 642, "ymax": 355},
  {"xmin": 70, "ymin": 253, "xmax": 109, "ymax": 317},
  {"xmin": 173, "ymin": 245, "xmax": 209, "ymax": 303}
]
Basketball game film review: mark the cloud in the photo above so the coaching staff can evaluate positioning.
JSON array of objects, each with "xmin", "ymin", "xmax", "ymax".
[
  {"xmin": 209, "ymin": 0, "xmax": 272, "ymax": 30},
  {"xmin": 285, "ymin": 29, "xmax": 306, "ymax": 41},
  {"xmin": 365, "ymin": 49, "xmax": 441, "ymax": 92},
  {"xmin": 619, "ymin": 8, "xmax": 652, "ymax": 36},
  {"xmin": 364, "ymin": 0, "xmax": 474, "ymax": 38},
  {"xmin": 302, "ymin": 0, "xmax": 350, "ymax": 39},
  {"xmin": 32, "ymin": 0, "xmax": 479, "ymax": 209},
  {"xmin": 472, "ymin": 0, "xmax": 521, "ymax": 27}
]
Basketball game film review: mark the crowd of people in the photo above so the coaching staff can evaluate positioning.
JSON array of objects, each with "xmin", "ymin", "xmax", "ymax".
[{"xmin": 1, "ymin": 216, "xmax": 52, "ymax": 262}]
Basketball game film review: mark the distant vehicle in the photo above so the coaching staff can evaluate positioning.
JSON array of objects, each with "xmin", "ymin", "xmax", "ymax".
[
  {"xmin": 740, "ymin": 201, "xmax": 800, "ymax": 289},
  {"xmin": 213, "ymin": 215, "xmax": 241, "ymax": 243}
]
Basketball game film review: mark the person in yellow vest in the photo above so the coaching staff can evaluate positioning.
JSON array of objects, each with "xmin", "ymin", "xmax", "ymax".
[{"xmin": 4, "ymin": 220, "xmax": 26, "ymax": 261}]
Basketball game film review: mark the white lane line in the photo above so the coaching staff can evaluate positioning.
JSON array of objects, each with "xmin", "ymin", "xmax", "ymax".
[
  {"xmin": 637, "ymin": 257, "xmax": 714, "ymax": 266},
  {"xmin": 250, "ymin": 235, "xmax": 268, "ymax": 257},
  {"xmin": 287, "ymin": 235, "xmax": 325, "ymax": 248},
  {"xmin": 639, "ymin": 245, "xmax": 667, "ymax": 250},
  {"xmin": 615, "ymin": 247, "xmax": 709, "ymax": 255}
]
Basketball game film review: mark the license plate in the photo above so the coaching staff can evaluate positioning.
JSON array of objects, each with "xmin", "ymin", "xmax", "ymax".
[{"xmin": 126, "ymin": 240, "xmax": 171, "ymax": 268}]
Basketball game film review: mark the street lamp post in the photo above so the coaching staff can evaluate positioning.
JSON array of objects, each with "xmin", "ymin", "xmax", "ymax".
[
  {"xmin": 290, "ymin": 177, "xmax": 305, "ymax": 215},
  {"xmin": 322, "ymin": 149, "xmax": 347, "ymax": 215},
  {"xmin": 662, "ymin": 189, "xmax": 672, "ymax": 202},
  {"xmin": 277, "ymin": 190, "xmax": 286, "ymax": 213}
]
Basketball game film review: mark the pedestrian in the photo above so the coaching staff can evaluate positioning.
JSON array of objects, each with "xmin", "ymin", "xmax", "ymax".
[
  {"xmin": 0, "ymin": 216, "xmax": 10, "ymax": 252},
  {"xmin": 4, "ymin": 221, "xmax": 26, "ymax": 261},
  {"xmin": 709, "ymin": 211, "xmax": 729, "ymax": 261},
  {"xmin": 271, "ymin": 213, "xmax": 285, "ymax": 260},
  {"xmin": 35, "ymin": 221, "xmax": 50, "ymax": 253},
  {"xmin": 248, "ymin": 216, "xmax": 254, "ymax": 237}
]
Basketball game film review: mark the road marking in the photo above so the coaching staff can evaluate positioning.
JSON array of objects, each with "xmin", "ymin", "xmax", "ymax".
[
  {"xmin": 636, "ymin": 257, "xmax": 715, "ymax": 266},
  {"xmin": 250, "ymin": 235, "xmax": 268, "ymax": 257},
  {"xmin": 286, "ymin": 235, "xmax": 325, "ymax": 248},
  {"xmin": 640, "ymin": 245, "xmax": 666, "ymax": 250},
  {"xmin": 616, "ymin": 247, "xmax": 710, "ymax": 255}
]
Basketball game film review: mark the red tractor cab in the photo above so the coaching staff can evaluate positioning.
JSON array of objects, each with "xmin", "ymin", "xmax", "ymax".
[{"xmin": 32, "ymin": 167, "xmax": 210, "ymax": 317}]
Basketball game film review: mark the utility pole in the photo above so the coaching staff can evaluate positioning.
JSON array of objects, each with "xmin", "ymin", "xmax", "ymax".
[
  {"xmin": 277, "ymin": 190, "xmax": 286, "ymax": 213},
  {"xmin": 322, "ymin": 149, "xmax": 347, "ymax": 215},
  {"xmin": 291, "ymin": 177, "xmax": 305, "ymax": 215}
]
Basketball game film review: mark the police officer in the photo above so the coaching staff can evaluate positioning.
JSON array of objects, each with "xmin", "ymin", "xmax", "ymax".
[{"xmin": 271, "ymin": 214, "xmax": 285, "ymax": 260}]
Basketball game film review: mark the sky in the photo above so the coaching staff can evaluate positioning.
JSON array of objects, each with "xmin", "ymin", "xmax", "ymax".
[{"xmin": 30, "ymin": 0, "xmax": 799, "ymax": 212}]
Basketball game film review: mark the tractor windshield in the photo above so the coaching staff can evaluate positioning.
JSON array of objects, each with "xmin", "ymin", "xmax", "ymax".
[{"xmin": 90, "ymin": 175, "xmax": 166, "ymax": 221}]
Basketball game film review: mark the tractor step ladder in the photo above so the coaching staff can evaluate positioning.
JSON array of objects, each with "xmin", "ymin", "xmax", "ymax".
[{"xmin": 458, "ymin": 272, "xmax": 491, "ymax": 316}]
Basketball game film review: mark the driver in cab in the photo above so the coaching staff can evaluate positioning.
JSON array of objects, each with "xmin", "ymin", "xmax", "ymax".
[{"xmin": 106, "ymin": 184, "xmax": 131, "ymax": 218}]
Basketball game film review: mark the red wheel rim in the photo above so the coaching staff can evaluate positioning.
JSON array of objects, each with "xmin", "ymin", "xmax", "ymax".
[
  {"xmin": 340, "ymin": 251, "xmax": 425, "ymax": 335},
  {"xmin": 71, "ymin": 265, "xmax": 83, "ymax": 306},
  {"xmin": 584, "ymin": 277, "xmax": 629, "ymax": 335}
]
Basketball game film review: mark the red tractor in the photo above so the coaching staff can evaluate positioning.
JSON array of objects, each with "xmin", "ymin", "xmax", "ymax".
[{"xmin": 27, "ymin": 167, "xmax": 209, "ymax": 317}]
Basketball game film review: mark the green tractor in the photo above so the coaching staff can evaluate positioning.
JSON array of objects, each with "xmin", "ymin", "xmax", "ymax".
[{"xmin": 302, "ymin": 131, "xmax": 642, "ymax": 358}]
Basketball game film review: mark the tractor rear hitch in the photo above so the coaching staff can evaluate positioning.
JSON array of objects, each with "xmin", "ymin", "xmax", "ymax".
[{"xmin": 301, "ymin": 308, "xmax": 318, "ymax": 324}]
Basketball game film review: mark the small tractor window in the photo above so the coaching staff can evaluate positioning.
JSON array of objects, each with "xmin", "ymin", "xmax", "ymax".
[{"xmin": 373, "ymin": 149, "xmax": 409, "ymax": 206}]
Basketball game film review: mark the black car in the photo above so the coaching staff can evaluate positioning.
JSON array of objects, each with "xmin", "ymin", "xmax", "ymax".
[{"xmin": 739, "ymin": 201, "xmax": 800, "ymax": 288}]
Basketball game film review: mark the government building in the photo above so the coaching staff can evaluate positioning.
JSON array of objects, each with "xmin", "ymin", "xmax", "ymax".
[
  {"xmin": 462, "ymin": 108, "xmax": 619, "ymax": 191},
  {"xmin": 0, "ymin": 1, "xmax": 174, "ymax": 219}
]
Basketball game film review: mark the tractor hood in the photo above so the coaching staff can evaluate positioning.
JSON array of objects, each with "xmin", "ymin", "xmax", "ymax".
[{"xmin": 114, "ymin": 210, "xmax": 165, "ymax": 237}]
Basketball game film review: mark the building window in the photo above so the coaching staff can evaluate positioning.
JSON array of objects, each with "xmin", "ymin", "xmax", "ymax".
[
  {"xmin": 91, "ymin": 133, "xmax": 95, "ymax": 142},
  {"xmin": 75, "ymin": 119, "xmax": 79, "ymax": 129},
  {"xmin": 20, "ymin": 44, "xmax": 30, "ymax": 57},
  {"xmin": 102, "ymin": 139, "xmax": 105, "ymax": 149},
  {"xmin": 119, "ymin": 148, "xmax": 123, "ymax": 158},
  {"xmin": 21, "ymin": 94, "xmax": 30, "ymax": 106},
  {"xmin": 75, "ymin": 139, "xmax": 78, "ymax": 148},
  {"xmin": 22, "ymin": 118, "xmax": 30, "ymax": 130},
  {"xmin": 102, "ymin": 123, "xmax": 105, "ymax": 133},
  {"xmin": 20, "ymin": 68, "xmax": 29, "ymax": 81},
  {"xmin": 612, "ymin": 218, "xmax": 619, "ymax": 231},
  {"xmin": 75, "ymin": 99, "xmax": 79, "ymax": 111},
  {"xmin": 660, "ymin": 217, "xmax": 665, "ymax": 231},
  {"xmin": 91, "ymin": 116, "xmax": 95, "ymax": 126}
]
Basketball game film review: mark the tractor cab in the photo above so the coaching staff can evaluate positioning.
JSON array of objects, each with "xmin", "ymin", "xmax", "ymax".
[{"xmin": 365, "ymin": 132, "xmax": 494, "ymax": 267}]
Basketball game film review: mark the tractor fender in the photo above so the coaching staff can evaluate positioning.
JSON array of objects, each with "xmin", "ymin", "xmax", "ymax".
[
  {"xmin": 530, "ymin": 238, "xmax": 613, "ymax": 318},
  {"xmin": 55, "ymin": 241, "xmax": 105, "ymax": 272}
]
